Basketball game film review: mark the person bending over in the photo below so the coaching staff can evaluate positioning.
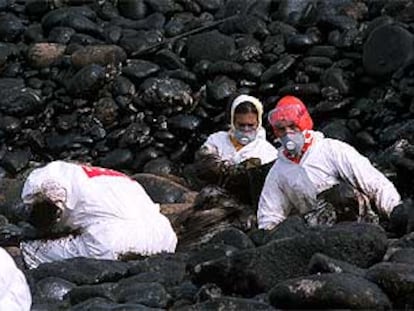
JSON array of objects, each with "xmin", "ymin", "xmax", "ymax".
[{"xmin": 18, "ymin": 160, "xmax": 177, "ymax": 269}]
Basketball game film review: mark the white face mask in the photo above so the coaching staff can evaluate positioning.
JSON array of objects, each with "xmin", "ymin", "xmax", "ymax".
[
  {"xmin": 233, "ymin": 128, "xmax": 257, "ymax": 145},
  {"xmin": 280, "ymin": 132, "xmax": 305, "ymax": 156}
]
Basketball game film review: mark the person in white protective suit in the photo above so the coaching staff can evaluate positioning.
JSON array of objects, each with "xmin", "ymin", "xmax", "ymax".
[
  {"xmin": 257, "ymin": 95, "xmax": 402, "ymax": 230},
  {"xmin": 0, "ymin": 247, "xmax": 32, "ymax": 311},
  {"xmin": 19, "ymin": 160, "xmax": 177, "ymax": 269},
  {"xmin": 186, "ymin": 94, "xmax": 278, "ymax": 205},
  {"xmin": 200, "ymin": 94, "xmax": 278, "ymax": 165}
]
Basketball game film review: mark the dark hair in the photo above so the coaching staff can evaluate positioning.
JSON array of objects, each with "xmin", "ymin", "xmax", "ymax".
[
  {"xmin": 28, "ymin": 197, "xmax": 61, "ymax": 231},
  {"xmin": 234, "ymin": 101, "xmax": 258, "ymax": 115}
]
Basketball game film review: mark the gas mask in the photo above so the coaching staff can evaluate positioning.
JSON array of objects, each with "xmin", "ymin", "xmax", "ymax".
[
  {"xmin": 280, "ymin": 131, "xmax": 305, "ymax": 156},
  {"xmin": 233, "ymin": 127, "xmax": 257, "ymax": 145}
]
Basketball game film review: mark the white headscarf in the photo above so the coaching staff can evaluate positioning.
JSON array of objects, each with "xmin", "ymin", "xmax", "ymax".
[{"xmin": 230, "ymin": 94, "xmax": 264, "ymax": 131}]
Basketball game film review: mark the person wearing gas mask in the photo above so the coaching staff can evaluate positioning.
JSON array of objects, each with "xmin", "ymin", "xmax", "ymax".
[
  {"xmin": 15, "ymin": 160, "xmax": 178, "ymax": 269},
  {"xmin": 200, "ymin": 94, "xmax": 278, "ymax": 166},
  {"xmin": 257, "ymin": 95, "xmax": 403, "ymax": 230},
  {"xmin": 187, "ymin": 94, "xmax": 278, "ymax": 204}
]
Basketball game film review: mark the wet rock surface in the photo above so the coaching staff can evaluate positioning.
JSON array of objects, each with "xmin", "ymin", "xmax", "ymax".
[
  {"xmin": 269, "ymin": 273, "xmax": 392, "ymax": 309},
  {"xmin": 0, "ymin": 0, "xmax": 412, "ymax": 309}
]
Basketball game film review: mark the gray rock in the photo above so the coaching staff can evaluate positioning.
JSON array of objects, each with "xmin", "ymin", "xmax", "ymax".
[
  {"xmin": 1, "ymin": 149, "xmax": 32, "ymax": 175},
  {"xmin": 386, "ymin": 248, "xmax": 414, "ymax": 265},
  {"xmin": 69, "ymin": 297, "xmax": 161, "ymax": 311},
  {"xmin": 127, "ymin": 253, "xmax": 187, "ymax": 287},
  {"xmin": 29, "ymin": 257, "xmax": 130, "ymax": 285},
  {"xmin": 114, "ymin": 281, "xmax": 170, "ymax": 308},
  {"xmin": 308, "ymin": 253, "xmax": 366, "ymax": 276},
  {"xmin": 366, "ymin": 262, "xmax": 414, "ymax": 309},
  {"xmin": 175, "ymin": 297, "xmax": 275, "ymax": 310},
  {"xmin": 68, "ymin": 283, "xmax": 117, "ymax": 306},
  {"xmin": 269, "ymin": 273, "xmax": 391, "ymax": 309},
  {"xmin": 205, "ymin": 227, "xmax": 255, "ymax": 250},
  {"xmin": 249, "ymin": 216, "xmax": 309, "ymax": 246},
  {"xmin": 34, "ymin": 276, "xmax": 76, "ymax": 303}
]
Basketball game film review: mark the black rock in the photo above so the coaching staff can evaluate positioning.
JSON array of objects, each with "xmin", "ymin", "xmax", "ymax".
[
  {"xmin": 192, "ymin": 223, "xmax": 387, "ymax": 295},
  {"xmin": 1, "ymin": 148, "xmax": 31, "ymax": 174},
  {"xmin": 186, "ymin": 30, "xmax": 235, "ymax": 65},
  {"xmin": 261, "ymin": 55, "xmax": 296, "ymax": 82},
  {"xmin": 34, "ymin": 277, "xmax": 76, "ymax": 304},
  {"xmin": 205, "ymin": 227, "xmax": 255, "ymax": 250},
  {"xmin": 139, "ymin": 77, "xmax": 193, "ymax": 111},
  {"xmin": 174, "ymin": 296, "xmax": 274, "ymax": 311},
  {"xmin": 133, "ymin": 173, "xmax": 193, "ymax": 204},
  {"xmin": 68, "ymin": 297, "xmax": 157, "ymax": 311},
  {"xmin": 68, "ymin": 283, "xmax": 116, "ymax": 306},
  {"xmin": 114, "ymin": 280, "xmax": 170, "ymax": 308},
  {"xmin": 29, "ymin": 257, "xmax": 130, "ymax": 285},
  {"xmin": 269, "ymin": 273, "xmax": 391, "ymax": 309},
  {"xmin": 206, "ymin": 75, "xmax": 237, "ymax": 103},
  {"xmin": 122, "ymin": 60, "xmax": 160, "ymax": 84},
  {"xmin": 363, "ymin": 24, "xmax": 414, "ymax": 78},
  {"xmin": 365, "ymin": 262, "xmax": 414, "ymax": 309},
  {"xmin": 143, "ymin": 157, "xmax": 176, "ymax": 176},
  {"xmin": 48, "ymin": 27, "xmax": 75, "ymax": 44},
  {"xmin": 387, "ymin": 248, "xmax": 414, "ymax": 265},
  {"xmin": 0, "ymin": 14, "xmax": 26, "ymax": 42},
  {"xmin": 308, "ymin": 253, "xmax": 366, "ymax": 276},
  {"xmin": 118, "ymin": 0, "xmax": 147, "ymax": 20},
  {"xmin": 98, "ymin": 148, "xmax": 133, "ymax": 169},
  {"xmin": 66, "ymin": 64, "xmax": 107, "ymax": 97}
]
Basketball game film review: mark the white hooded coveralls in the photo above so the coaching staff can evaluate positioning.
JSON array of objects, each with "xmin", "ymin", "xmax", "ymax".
[
  {"xmin": 258, "ymin": 131, "xmax": 402, "ymax": 229},
  {"xmin": 20, "ymin": 161, "xmax": 177, "ymax": 269},
  {"xmin": 202, "ymin": 94, "xmax": 278, "ymax": 165},
  {"xmin": 0, "ymin": 247, "xmax": 32, "ymax": 311},
  {"xmin": 203, "ymin": 128, "xmax": 278, "ymax": 165}
]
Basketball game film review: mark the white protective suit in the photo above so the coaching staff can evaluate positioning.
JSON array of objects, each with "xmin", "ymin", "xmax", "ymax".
[
  {"xmin": 258, "ymin": 131, "xmax": 402, "ymax": 229},
  {"xmin": 202, "ymin": 94, "xmax": 278, "ymax": 165},
  {"xmin": 0, "ymin": 247, "xmax": 32, "ymax": 311},
  {"xmin": 20, "ymin": 161, "xmax": 177, "ymax": 269},
  {"xmin": 203, "ymin": 128, "xmax": 278, "ymax": 165}
]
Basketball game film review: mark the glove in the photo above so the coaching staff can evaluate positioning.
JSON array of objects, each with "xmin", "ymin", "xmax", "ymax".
[
  {"xmin": 184, "ymin": 150, "xmax": 230, "ymax": 189},
  {"xmin": 220, "ymin": 158, "xmax": 262, "ymax": 204},
  {"xmin": 0, "ymin": 223, "xmax": 24, "ymax": 246},
  {"xmin": 388, "ymin": 199, "xmax": 414, "ymax": 237}
]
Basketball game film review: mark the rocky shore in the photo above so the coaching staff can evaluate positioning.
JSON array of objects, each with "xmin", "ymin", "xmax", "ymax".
[{"xmin": 0, "ymin": 0, "xmax": 413, "ymax": 309}]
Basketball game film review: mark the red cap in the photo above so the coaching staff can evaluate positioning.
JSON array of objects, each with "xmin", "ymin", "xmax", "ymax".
[{"xmin": 268, "ymin": 96, "xmax": 313, "ymax": 131}]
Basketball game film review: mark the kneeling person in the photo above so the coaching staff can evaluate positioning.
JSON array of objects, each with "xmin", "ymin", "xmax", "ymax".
[{"xmin": 20, "ymin": 160, "xmax": 177, "ymax": 269}]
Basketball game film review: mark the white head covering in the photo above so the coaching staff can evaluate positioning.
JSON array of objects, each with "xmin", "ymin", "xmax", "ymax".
[
  {"xmin": 22, "ymin": 167, "xmax": 67, "ymax": 212},
  {"xmin": 230, "ymin": 94, "xmax": 264, "ymax": 131}
]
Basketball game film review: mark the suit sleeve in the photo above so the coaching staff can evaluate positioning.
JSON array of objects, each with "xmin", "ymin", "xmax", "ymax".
[
  {"xmin": 257, "ymin": 164, "xmax": 289, "ymax": 229},
  {"xmin": 327, "ymin": 139, "xmax": 401, "ymax": 217}
]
